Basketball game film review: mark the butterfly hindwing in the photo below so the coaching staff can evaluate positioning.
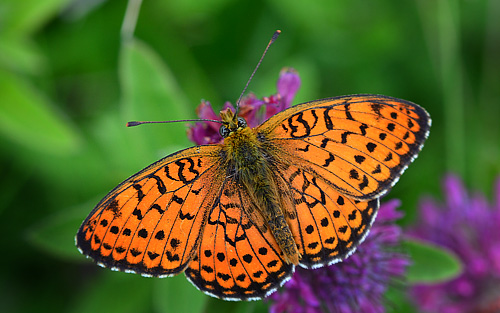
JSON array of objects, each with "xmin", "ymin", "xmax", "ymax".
[
  {"xmin": 76, "ymin": 145, "xmax": 225, "ymax": 276},
  {"xmin": 185, "ymin": 177, "xmax": 294, "ymax": 300},
  {"xmin": 273, "ymin": 163, "xmax": 379, "ymax": 268},
  {"xmin": 258, "ymin": 94, "xmax": 431, "ymax": 200}
]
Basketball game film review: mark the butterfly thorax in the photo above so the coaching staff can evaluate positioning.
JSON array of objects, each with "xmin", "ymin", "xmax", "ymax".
[{"xmin": 220, "ymin": 111, "xmax": 300, "ymax": 265}]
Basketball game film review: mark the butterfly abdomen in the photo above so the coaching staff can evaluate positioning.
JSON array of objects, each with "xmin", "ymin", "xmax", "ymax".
[{"xmin": 223, "ymin": 126, "xmax": 300, "ymax": 265}]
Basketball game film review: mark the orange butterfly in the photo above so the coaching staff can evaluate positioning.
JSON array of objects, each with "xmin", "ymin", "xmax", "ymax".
[{"xmin": 76, "ymin": 34, "xmax": 431, "ymax": 301}]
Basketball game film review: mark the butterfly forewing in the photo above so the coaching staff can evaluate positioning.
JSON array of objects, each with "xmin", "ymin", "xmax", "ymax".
[
  {"xmin": 76, "ymin": 146, "xmax": 225, "ymax": 276},
  {"xmin": 258, "ymin": 94, "xmax": 431, "ymax": 200}
]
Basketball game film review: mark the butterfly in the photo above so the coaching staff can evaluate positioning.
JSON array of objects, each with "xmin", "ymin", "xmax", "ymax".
[
  {"xmin": 77, "ymin": 91, "xmax": 431, "ymax": 300},
  {"xmin": 77, "ymin": 29, "xmax": 430, "ymax": 301}
]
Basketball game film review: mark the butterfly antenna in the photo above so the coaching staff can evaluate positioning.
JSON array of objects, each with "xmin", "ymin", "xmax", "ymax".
[
  {"xmin": 127, "ymin": 119, "xmax": 223, "ymax": 127},
  {"xmin": 235, "ymin": 30, "xmax": 281, "ymax": 116}
]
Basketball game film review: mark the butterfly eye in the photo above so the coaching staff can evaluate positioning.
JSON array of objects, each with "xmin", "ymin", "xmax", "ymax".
[
  {"xmin": 219, "ymin": 125, "xmax": 230, "ymax": 138},
  {"xmin": 237, "ymin": 117, "xmax": 248, "ymax": 128}
]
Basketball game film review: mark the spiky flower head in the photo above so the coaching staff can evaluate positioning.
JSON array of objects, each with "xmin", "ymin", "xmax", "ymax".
[
  {"xmin": 409, "ymin": 175, "xmax": 500, "ymax": 313},
  {"xmin": 187, "ymin": 68, "xmax": 301, "ymax": 145}
]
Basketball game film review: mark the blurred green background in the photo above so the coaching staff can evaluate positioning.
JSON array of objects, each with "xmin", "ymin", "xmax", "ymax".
[{"xmin": 1, "ymin": 0, "xmax": 498, "ymax": 312}]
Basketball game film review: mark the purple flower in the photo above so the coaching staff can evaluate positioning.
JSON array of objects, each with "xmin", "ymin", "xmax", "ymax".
[
  {"xmin": 269, "ymin": 200, "xmax": 409, "ymax": 313},
  {"xmin": 409, "ymin": 174, "xmax": 500, "ymax": 313},
  {"xmin": 187, "ymin": 68, "xmax": 301, "ymax": 145}
]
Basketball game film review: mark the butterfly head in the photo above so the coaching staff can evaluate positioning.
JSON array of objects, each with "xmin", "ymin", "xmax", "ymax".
[{"xmin": 219, "ymin": 108, "xmax": 248, "ymax": 138}]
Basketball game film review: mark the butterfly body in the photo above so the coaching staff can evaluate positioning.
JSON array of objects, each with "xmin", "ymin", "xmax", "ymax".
[
  {"xmin": 220, "ymin": 109, "xmax": 300, "ymax": 265},
  {"xmin": 77, "ymin": 94, "xmax": 431, "ymax": 300}
]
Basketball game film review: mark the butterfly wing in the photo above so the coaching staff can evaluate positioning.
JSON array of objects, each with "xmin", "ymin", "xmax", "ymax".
[
  {"xmin": 76, "ymin": 145, "xmax": 226, "ymax": 277},
  {"xmin": 272, "ymin": 163, "xmax": 379, "ymax": 268},
  {"xmin": 257, "ymin": 94, "xmax": 430, "ymax": 267},
  {"xmin": 258, "ymin": 94, "xmax": 431, "ymax": 200},
  {"xmin": 185, "ymin": 176, "xmax": 294, "ymax": 300}
]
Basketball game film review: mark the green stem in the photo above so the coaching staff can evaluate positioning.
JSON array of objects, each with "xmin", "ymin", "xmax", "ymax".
[
  {"xmin": 121, "ymin": 0, "xmax": 144, "ymax": 42},
  {"xmin": 438, "ymin": 0, "xmax": 465, "ymax": 177}
]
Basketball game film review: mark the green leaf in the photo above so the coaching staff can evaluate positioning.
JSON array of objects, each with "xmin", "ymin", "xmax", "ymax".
[
  {"xmin": 119, "ymin": 39, "xmax": 191, "ymax": 161},
  {"xmin": 153, "ymin": 275, "xmax": 206, "ymax": 313},
  {"xmin": 0, "ymin": 0, "xmax": 72, "ymax": 36},
  {"xmin": 0, "ymin": 70, "xmax": 81, "ymax": 155},
  {"xmin": 120, "ymin": 39, "xmax": 191, "ymax": 123},
  {"xmin": 203, "ymin": 297, "xmax": 265, "ymax": 313},
  {"xmin": 26, "ymin": 203, "xmax": 94, "ymax": 261},
  {"xmin": 159, "ymin": 0, "xmax": 232, "ymax": 23},
  {"xmin": 70, "ymin": 273, "xmax": 153, "ymax": 313},
  {"xmin": 203, "ymin": 298, "xmax": 244, "ymax": 313},
  {"xmin": 404, "ymin": 238, "xmax": 463, "ymax": 284},
  {"xmin": 385, "ymin": 286, "xmax": 418, "ymax": 313},
  {"xmin": 0, "ymin": 37, "xmax": 45, "ymax": 74}
]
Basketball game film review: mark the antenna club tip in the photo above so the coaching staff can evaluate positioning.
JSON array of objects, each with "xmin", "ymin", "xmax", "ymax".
[
  {"xmin": 126, "ymin": 121, "xmax": 140, "ymax": 127},
  {"xmin": 272, "ymin": 30, "xmax": 281, "ymax": 40}
]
